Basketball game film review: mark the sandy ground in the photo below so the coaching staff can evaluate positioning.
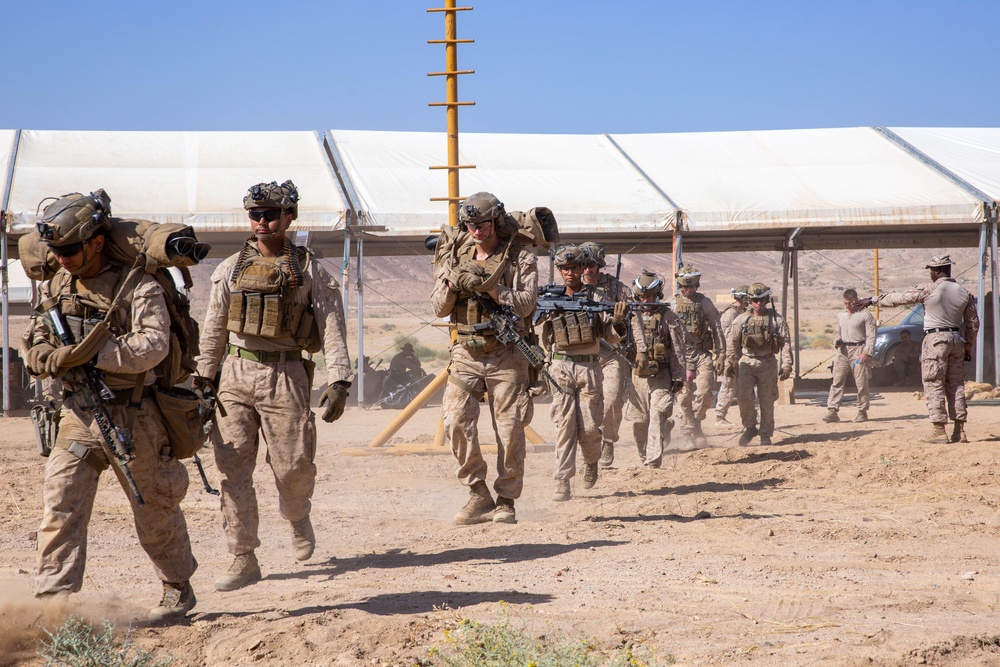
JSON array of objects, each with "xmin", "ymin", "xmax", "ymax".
[{"xmin": 2, "ymin": 380, "xmax": 1000, "ymax": 666}]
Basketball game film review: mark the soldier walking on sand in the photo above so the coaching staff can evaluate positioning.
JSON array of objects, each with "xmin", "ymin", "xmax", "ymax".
[
  {"xmin": 23, "ymin": 190, "xmax": 198, "ymax": 620},
  {"xmin": 538, "ymin": 245, "xmax": 627, "ymax": 500},
  {"xmin": 715, "ymin": 285, "xmax": 749, "ymax": 427},
  {"xmin": 725, "ymin": 282, "xmax": 793, "ymax": 447},
  {"xmin": 430, "ymin": 192, "xmax": 537, "ymax": 525},
  {"xmin": 823, "ymin": 288, "xmax": 878, "ymax": 423},
  {"xmin": 853, "ymin": 255, "xmax": 979, "ymax": 443},
  {"xmin": 628, "ymin": 270, "xmax": 691, "ymax": 467},
  {"xmin": 672, "ymin": 265, "xmax": 726, "ymax": 449},
  {"xmin": 194, "ymin": 180, "xmax": 352, "ymax": 591},
  {"xmin": 579, "ymin": 242, "xmax": 632, "ymax": 469}
]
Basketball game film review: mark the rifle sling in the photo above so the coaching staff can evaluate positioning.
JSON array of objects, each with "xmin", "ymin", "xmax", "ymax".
[{"xmin": 447, "ymin": 373, "xmax": 485, "ymax": 402}]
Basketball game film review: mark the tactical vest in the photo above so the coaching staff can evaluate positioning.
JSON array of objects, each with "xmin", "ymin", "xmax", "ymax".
[
  {"xmin": 551, "ymin": 310, "xmax": 598, "ymax": 350},
  {"xmin": 227, "ymin": 246, "xmax": 318, "ymax": 350},
  {"xmin": 639, "ymin": 311, "xmax": 670, "ymax": 364},
  {"xmin": 49, "ymin": 266, "xmax": 129, "ymax": 341},
  {"xmin": 675, "ymin": 293, "xmax": 711, "ymax": 352},
  {"xmin": 47, "ymin": 265, "xmax": 131, "ymax": 385},
  {"xmin": 452, "ymin": 242, "xmax": 524, "ymax": 353},
  {"xmin": 741, "ymin": 313, "xmax": 781, "ymax": 355}
]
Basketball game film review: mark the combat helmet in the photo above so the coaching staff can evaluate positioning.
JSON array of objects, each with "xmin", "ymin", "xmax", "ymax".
[
  {"xmin": 732, "ymin": 284, "xmax": 750, "ymax": 302},
  {"xmin": 578, "ymin": 241, "xmax": 606, "ymax": 268},
  {"xmin": 675, "ymin": 264, "xmax": 701, "ymax": 288},
  {"xmin": 458, "ymin": 192, "xmax": 505, "ymax": 230},
  {"xmin": 633, "ymin": 269, "xmax": 664, "ymax": 297},
  {"xmin": 553, "ymin": 244, "xmax": 584, "ymax": 267},
  {"xmin": 243, "ymin": 180, "xmax": 299, "ymax": 220},
  {"xmin": 746, "ymin": 282, "xmax": 772, "ymax": 301},
  {"xmin": 35, "ymin": 190, "xmax": 112, "ymax": 251}
]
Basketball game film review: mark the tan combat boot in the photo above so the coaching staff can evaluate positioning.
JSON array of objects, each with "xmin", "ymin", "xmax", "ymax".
[
  {"xmin": 822, "ymin": 409, "xmax": 840, "ymax": 423},
  {"xmin": 599, "ymin": 440, "xmax": 614, "ymax": 468},
  {"xmin": 493, "ymin": 496, "xmax": 516, "ymax": 524},
  {"xmin": 149, "ymin": 581, "xmax": 196, "ymax": 622},
  {"xmin": 738, "ymin": 426, "xmax": 759, "ymax": 446},
  {"xmin": 692, "ymin": 420, "xmax": 708, "ymax": 448},
  {"xmin": 453, "ymin": 481, "xmax": 495, "ymax": 525},
  {"xmin": 921, "ymin": 423, "xmax": 949, "ymax": 444},
  {"xmin": 291, "ymin": 516, "xmax": 316, "ymax": 561},
  {"xmin": 215, "ymin": 552, "xmax": 262, "ymax": 592},
  {"xmin": 951, "ymin": 421, "xmax": 968, "ymax": 443},
  {"xmin": 853, "ymin": 409, "xmax": 868, "ymax": 423},
  {"xmin": 552, "ymin": 479, "xmax": 571, "ymax": 501},
  {"xmin": 582, "ymin": 462, "xmax": 599, "ymax": 489}
]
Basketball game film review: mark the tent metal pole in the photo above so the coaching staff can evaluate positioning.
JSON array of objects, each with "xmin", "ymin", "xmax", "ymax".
[
  {"xmin": 356, "ymin": 232, "xmax": 365, "ymax": 407},
  {"xmin": 0, "ymin": 130, "xmax": 21, "ymax": 417},
  {"xmin": 977, "ymin": 223, "xmax": 987, "ymax": 382},
  {"xmin": 991, "ymin": 219, "xmax": 1000, "ymax": 386},
  {"xmin": 793, "ymin": 246, "xmax": 800, "ymax": 379},
  {"xmin": 342, "ymin": 231, "xmax": 351, "ymax": 315}
]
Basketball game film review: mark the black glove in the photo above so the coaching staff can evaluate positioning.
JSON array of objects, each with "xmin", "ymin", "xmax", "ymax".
[
  {"xmin": 778, "ymin": 367, "xmax": 792, "ymax": 381},
  {"xmin": 964, "ymin": 349, "xmax": 973, "ymax": 362},
  {"xmin": 670, "ymin": 380, "xmax": 684, "ymax": 394},
  {"xmin": 319, "ymin": 382, "xmax": 350, "ymax": 422},
  {"xmin": 850, "ymin": 297, "xmax": 873, "ymax": 310}
]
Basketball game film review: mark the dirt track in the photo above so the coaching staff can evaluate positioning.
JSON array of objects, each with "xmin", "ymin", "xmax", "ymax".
[{"xmin": 2, "ymin": 386, "xmax": 1000, "ymax": 666}]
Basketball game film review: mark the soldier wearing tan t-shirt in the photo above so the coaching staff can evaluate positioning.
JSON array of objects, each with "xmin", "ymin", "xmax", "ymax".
[
  {"xmin": 823, "ymin": 288, "xmax": 877, "ymax": 423},
  {"xmin": 854, "ymin": 255, "xmax": 979, "ymax": 444}
]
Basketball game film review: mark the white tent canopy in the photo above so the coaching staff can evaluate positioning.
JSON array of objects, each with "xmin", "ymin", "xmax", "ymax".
[
  {"xmin": 5, "ymin": 130, "xmax": 348, "ymax": 240},
  {"xmin": 327, "ymin": 129, "xmax": 678, "ymax": 241},
  {"xmin": 890, "ymin": 127, "xmax": 1000, "ymax": 201}
]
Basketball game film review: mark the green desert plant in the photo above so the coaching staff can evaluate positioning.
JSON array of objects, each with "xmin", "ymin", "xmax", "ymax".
[{"xmin": 39, "ymin": 616, "xmax": 174, "ymax": 667}]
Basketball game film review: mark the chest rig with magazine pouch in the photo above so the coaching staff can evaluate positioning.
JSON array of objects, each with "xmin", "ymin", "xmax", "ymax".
[
  {"xmin": 227, "ymin": 244, "xmax": 321, "ymax": 352},
  {"xmin": 47, "ymin": 268, "xmax": 130, "ymax": 358},
  {"xmin": 452, "ymin": 244, "xmax": 523, "ymax": 355},
  {"xmin": 741, "ymin": 313, "xmax": 781, "ymax": 355},
  {"xmin": 675, "ymin": 294, "xmax": 711, "ymax": 352},
  {"xmin": 550, "ymin": 309, "xmax": 599, "ymax": 350},
  {"xmin": 635, "ymin": 310, "xmax": 670, "ymax": 377}
]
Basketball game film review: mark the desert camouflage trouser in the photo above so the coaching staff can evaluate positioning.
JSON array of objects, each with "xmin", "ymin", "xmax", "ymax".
[
  {"xmin": 715, "ymin": 372, "xmax": 736, "ymax": 419},
  {"xmin": 630, "ymin": 372, "xmax": 676, "ymax": 465},
  {"xmin": 737, "ymin": 354, "xmax": 779, "ymax": 438},
  {"xmin": 678, "ymin": 351, "xmax": 716, "ymax": 432},
  {"xmin": 216, "ymin": 355, "xmax": 317, "ymax": 556},
  {"xmin": 827, "ymin": 345, "xmax": 871, "ymax": 411},
  {"xmin": 549, "ymin": 358, "xmax": 603, "ymax": 480},
  {"xmin": 36, "ymin": 394, "xmax": 196, "ymax": 595},
  {"xmin": 442, "ymin": 344, "xmax": 531, "ymax": 500},
  {"xmin": 921, "ymin": 331, "xmax": 968, "ymax": 423},
  {"xmin": 598, "ymin": 350, "xmax": 629, "ymax": 444}
]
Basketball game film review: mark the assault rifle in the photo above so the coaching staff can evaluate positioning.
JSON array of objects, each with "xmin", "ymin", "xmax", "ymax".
[
  {"xmin": 466, "ymin": 292, "xmax": 569, "ymax": 395},
  {"xmin": 39, "ymin": 297, "xmax": 144, "ymax": 506},
  {"xmin": 534, "ymin": 284, "xmax": 620, "ymax": 324}
]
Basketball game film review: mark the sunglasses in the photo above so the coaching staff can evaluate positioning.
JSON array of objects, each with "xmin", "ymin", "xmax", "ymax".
[
  {"xmin": 49, "ymin": 242, "xmax": 85, "ymax": 257},
  {"xmin": 249, "ymin": 209, "xmax": 283, "ymax": 222},
  {"xmin": 750, "ymin": 297, "xmax": 767, "ymax": 303},
  {"xmin": 466, "ymin": 220, "xmax": 493, "ymax": 232}
]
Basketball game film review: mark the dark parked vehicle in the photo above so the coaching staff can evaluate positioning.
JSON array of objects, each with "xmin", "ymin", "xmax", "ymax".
[{"xmin": 872, "ymin": 304, "xmax": 924, "ymax": 385}]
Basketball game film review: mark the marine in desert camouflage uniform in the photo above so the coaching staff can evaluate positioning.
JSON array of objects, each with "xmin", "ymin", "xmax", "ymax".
[
  {"xmin": 538, "ymin": 245, "xmax": 627, "ymax": 501},
  {"xmin": 714, "ymin": 285, "xmax": 749, "ymax": 427},
  {"xmin": 854, "ymin": 255, "xmax": 979, "ymax": 444},
  {"xmin": 579, "ymin": 241, "xmax": 633, "ymax": 468},
  {"xmin": 430, "ymin": 192, "xmax": 538, "ymax": 525},
  {"xmin": 628, "ymin": 270, "xmax": 692, "ymax": 467},
  {"xmin": 724, "ymin": 282, "xmax": 793, "ymax": 447},
  {"xmin": 23, "ymin": 191, "xmax": 197, "ymax": 620},
  {"xmin": 672, "ymin": 265, "xmax": 726, "ymax": 448},
  {"xmin": 194, "ymin": 180, "xmax": 352, "ymax": 592}
]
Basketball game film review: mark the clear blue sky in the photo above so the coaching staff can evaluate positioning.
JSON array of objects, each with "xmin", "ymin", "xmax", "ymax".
[{"xmin": 5, "ymin": 1, "xmax": 998, "ymax": 134}]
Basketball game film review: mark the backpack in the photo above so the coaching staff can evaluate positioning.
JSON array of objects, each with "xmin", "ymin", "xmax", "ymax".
[{"xmin": 19, "ymin": 218, "xmax": 208, "ymax": 458}]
